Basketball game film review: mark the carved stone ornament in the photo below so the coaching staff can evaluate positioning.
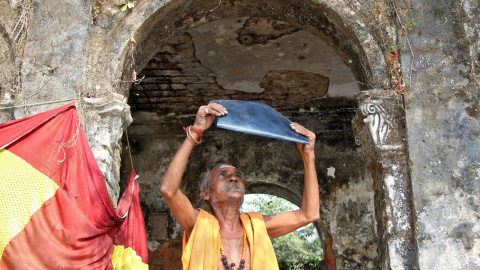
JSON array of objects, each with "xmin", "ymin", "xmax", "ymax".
[
  {"xmin": 353, "ymin": 90, "xmax": 404, "ymax": 158},
  {"xmin": 80, "ymin": 93, "xmax": 133, "ymax": 207}
]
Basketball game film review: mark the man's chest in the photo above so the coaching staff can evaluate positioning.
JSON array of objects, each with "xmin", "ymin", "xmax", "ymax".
[{"xmin": 216, "ymin": 241, "xmax": 251, "ymax": 270}]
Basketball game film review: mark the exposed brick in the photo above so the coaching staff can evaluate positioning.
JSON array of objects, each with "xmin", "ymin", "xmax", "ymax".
[
  {"xmin": 158, "ymin": 62, "xmax": 181, "ymax": 70},
  {"xmin": 171, "ymin": 84, "xmax": 187, "ymax": 90},
  {"xmin": 135, "ymin": 103, "xmax": 153, "ymax": 110},
  {"xmin": 153, "ymin": 70, "xmax": 183, "ymax": 76},
  {"xmin": 169, "ymin": 76, "xmax": 201, "ymax": 84},
  {"xmin": 141, "ymin": 83, "xmax": 159, "ymax": 90},
  {"xmin": 138, "ymin": 70, "xmax": 155, "ymax": 77},
  {"xmin": 151, "ymin": 53, "xmax": 174, "ymax": 62},
  {"xmin": 187, "ymin": 83, "xmax": 220, "ymax": 90},
  {"xmin": 141, "ymin": 77, "xmax": 170, "ymax": 84},
  {"xmin": 130, "ymin": 84, "xmax": 145, "ymax": 91},
  {"xmin": 148, "ymin": 240, "xmax": 183, "ymax": 270},
  {"xmin": 134, "ymin": 97, "xmax": 150, "ymax": 103},
  {"xmin": 130, "ymin": 91, "xmax": 147, "ymax": 98},
  {"xmin": 157, "ymin": 83, "xmax": 173, "ymax": 90},
  {"xmin": 145, "ymin": 90, "xmax": 173, "ymax": 97}
]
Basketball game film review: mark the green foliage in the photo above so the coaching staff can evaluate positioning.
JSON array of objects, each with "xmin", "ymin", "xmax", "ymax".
[
  {"xmin": 408, "ymin": 19, "xmax": 416, "ymax": 31},
  {"xmin": 241, "ymin": 194, "xmax": 322, "ymax": 270},
  {"xmin": 121, "ymin": 0, "xmax": 134, "ymax": 12},
  {"xmin": 305, "ymin": 256, "xmax": 321, "ymax": 269}
]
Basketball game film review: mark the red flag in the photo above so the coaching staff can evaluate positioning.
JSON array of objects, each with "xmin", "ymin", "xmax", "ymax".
[
  {"xmin": 111, "ymin": 170, "xmax": 149, "ymax": 269},
  {"xmin": 0, "ymin": 102, "xmax": 148, "ymax": 269}
]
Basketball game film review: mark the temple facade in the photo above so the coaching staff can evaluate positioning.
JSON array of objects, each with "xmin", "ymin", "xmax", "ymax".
[{"xmin": 1, "ymin": 0, "xmax": 478, "ymax": 269}]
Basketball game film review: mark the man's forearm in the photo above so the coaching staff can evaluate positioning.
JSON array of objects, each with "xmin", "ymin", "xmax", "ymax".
[
  {"xmin": 160, "ymin": 136, "xmax": 197, "ymax": 198},
  {"xmin": 300, "ymin": 152, "xmax": 320, "ymax": 221}
]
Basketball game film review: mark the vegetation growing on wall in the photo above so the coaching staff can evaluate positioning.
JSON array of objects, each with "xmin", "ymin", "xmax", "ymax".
[
  {"xmin": 0, "ymin": 0, "xmax": 33, "ymax": 99},
  {"xmin": 349, "ymin": 0, "xmax": 415, "ymax": 92},
  {"xmin": 379, "ymin": 0, "xmax": 415, "ymax": 92}
]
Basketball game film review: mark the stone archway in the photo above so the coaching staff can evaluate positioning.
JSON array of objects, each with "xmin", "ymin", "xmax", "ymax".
[
  {"xmin": 108, "ymin": 1, "xmax": 413, "ymax": 269},
  {"xmin": 119, "ymin": 16, "xmax": 381, "ymax": 269}
]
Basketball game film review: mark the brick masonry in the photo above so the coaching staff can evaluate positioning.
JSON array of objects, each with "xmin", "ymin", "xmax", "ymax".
[{"xmin": 149, "ymin": 240, "xmax": 183, "ymax": 270}]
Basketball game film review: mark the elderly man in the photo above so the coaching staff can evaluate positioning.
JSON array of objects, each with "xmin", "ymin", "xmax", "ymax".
[{"xmin": 160, "ymin": 103, "xmax": 319, "ymax": 270}]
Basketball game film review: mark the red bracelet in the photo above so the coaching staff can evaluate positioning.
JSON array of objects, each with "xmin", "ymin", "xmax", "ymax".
[{"xmin": 183, "ymin": 125, "xmax": 202, "ymax": 137}]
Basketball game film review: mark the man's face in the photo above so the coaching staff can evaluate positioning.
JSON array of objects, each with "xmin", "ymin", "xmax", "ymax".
[{"xmin": 207, "ymin": 165, "xmax": 245, "ymax": 205}]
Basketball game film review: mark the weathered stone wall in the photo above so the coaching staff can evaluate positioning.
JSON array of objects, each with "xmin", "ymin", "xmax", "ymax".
[
  {"xmin": 401, "ymin": 0, "xmax": 480, "ymax": 268},
  {"xmin": 0, "ymin": 0, "xmax": 479, "ymax": 269}
]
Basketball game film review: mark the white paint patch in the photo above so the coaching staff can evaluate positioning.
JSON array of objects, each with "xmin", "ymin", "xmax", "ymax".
[
  {"xmin": 327, "ymin": 167, "xmax": 336, "ymax": 178},
  {"xmin": 385, "ymin": 175, "xmax": 396, "ymax": 200}
]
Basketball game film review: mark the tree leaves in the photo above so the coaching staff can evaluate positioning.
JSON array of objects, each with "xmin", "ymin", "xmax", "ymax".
[
  {"xmin": 242, "ymin": 194, "xmax": 322, "ymax": 269},
  {"xmin": 121, "ymin": 0, "xmax": 134, "ymax": 12}
]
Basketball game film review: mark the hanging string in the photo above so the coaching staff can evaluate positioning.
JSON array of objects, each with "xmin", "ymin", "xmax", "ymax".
[
  {"xmin": 210, "ymin": 0, "xmax": 222, "ymax": 12},
  {"xmin": 125, "ymin": 128, "xmax": 154, "ymax": 214},
  {"xmin": 125, "ymin": 128, "xmax": 134, "ymax": 171},
  {"xmin": 0, "ymin": 97, "xmax": 80, "ymax": 110}
]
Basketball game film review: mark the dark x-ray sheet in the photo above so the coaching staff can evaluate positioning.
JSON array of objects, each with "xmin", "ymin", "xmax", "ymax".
[{"xmin": 211, "ymin": 100, "xmax": 310, "ymax": 144}]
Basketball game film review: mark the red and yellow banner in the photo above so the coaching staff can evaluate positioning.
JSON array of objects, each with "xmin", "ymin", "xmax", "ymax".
[{"xmin": 0, "ymin": 102, "xmax": 148, "ymax": 269}]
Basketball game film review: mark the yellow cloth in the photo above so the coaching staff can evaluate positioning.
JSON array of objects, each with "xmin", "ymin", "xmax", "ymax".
[{"xmin": 182, "ymin": 209, "xmax": 279, "ymax": 270}]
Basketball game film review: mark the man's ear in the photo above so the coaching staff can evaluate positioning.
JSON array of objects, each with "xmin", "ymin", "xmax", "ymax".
[{"xmin": 201, "ymin": 190, "xmax": 209, "ymax": 201}]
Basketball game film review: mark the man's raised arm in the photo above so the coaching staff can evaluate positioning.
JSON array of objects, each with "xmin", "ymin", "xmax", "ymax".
[
  {"xmin": 264, "ymin": 123, "xmax": 320, "ymax": 239},
  {"xmin": 160, "ymin": 103, "xmax": 228, "ymax": 236}
]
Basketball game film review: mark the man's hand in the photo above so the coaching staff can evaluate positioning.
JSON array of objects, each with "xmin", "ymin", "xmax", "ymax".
[
  {"xmin": 193, "ymin": 103, "xmax": 228, "ymax": 132},
  {"xmin": 290, "ymin": 122, "xmax": 316, "ymax": 156}
]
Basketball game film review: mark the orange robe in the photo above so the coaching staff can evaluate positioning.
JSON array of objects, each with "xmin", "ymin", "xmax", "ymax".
[{"xmin": 182, "ymin": 209, "xmax": 279, "ymax": 270}]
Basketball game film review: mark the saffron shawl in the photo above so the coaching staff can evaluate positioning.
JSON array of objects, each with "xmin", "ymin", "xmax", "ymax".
[{"xmin": 182, "ymin": 209, "xmax": 279, "ymax": 270}]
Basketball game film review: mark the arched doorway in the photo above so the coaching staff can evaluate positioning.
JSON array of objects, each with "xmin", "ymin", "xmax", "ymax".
[{"xmin": 119, "ymin": 11, "xmax": 380, "ymax": 268}]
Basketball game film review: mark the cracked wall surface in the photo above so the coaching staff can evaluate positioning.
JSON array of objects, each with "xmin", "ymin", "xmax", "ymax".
[{"xmin": 0, "ymin": 0, "xmax": 479, "ymax": 269}]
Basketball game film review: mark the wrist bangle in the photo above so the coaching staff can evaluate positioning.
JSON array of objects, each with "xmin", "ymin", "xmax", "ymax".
[
  {"xmin": 183, "ymin": 125, "xmax": 203, "ymax": 137},
  {"xmin": 183, "ymin": 126, "xmax": 202, "ymax": 145},
  {"xmin": 190, "ymin": 126, "xmax": 203, "ymax": 137}
]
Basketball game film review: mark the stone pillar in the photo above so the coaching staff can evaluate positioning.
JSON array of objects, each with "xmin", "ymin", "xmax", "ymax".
[
  {"xmin": 0, "ymin": 100, "xmax": 14, "ymax": 123},
  {"xmin": 80, "ymin": 93, "xmax": 133, "ymax": 208},
  {"xmin": 352, "ymin": 90, "xmax": 418, "ymax": 270}
]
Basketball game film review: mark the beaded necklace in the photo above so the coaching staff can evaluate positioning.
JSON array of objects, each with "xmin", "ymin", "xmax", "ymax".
[{"xmin": 219, "ymin": 226, "xmax": 247, "ymax": 270}]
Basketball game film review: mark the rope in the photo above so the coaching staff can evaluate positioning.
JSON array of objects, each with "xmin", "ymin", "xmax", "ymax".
[
  {"xmin": 125, "ymin": 129, "xmax": 154, "ymax": 214},
  {"xmin": 0, "ymin": 97, "xmax": 79, "ymax": 110},
  {"xmin": 125, "ymin": 128, "xmax": 134, "ymax": 171},
  {"xmin": 123, "ymin": 39, "xmax": 154, "ymax": 214},
  {"xmin": 210, "ymin": 0, "xmax": 222, "ymax": 12}
]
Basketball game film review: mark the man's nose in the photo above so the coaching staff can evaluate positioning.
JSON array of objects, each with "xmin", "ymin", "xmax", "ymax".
[{"xmin": 229, "ymin": 174, "xmax": 238, "ymax": 182}]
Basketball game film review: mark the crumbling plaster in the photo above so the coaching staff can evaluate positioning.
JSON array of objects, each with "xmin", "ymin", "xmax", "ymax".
[{"xmin": 0, "ymin": 0, "xmax": 479, "ymax": 269}]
